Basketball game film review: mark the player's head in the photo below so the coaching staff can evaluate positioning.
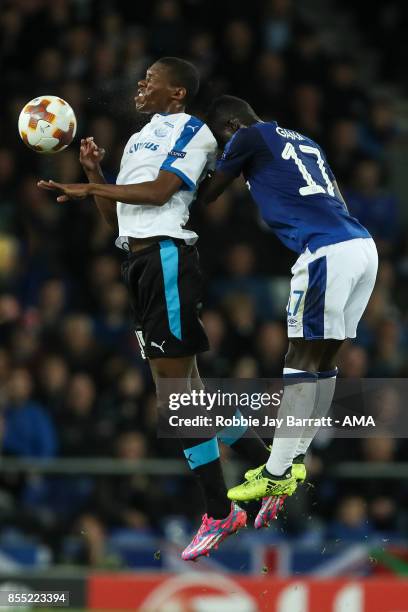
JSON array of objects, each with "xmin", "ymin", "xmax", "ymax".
[
  {"xmin": 206, "ymin": 95, "xmax": 261, "ymax": 145},
  {"xmin": 135, "ymin": 57, "xmax": 200, "ymax": 114}
]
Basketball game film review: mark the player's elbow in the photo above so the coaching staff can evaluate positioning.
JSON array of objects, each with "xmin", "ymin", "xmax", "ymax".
[
  {"xmin": 151, "ymin": 191, "xmax": 168, "ymax": 206},
  {"xmin": 148, "ymin": 172, "xmax": 184, "ymax": 206},
  {"xmin": 147, "ymin": 186, "xmax": 174, "ymax": 206}
]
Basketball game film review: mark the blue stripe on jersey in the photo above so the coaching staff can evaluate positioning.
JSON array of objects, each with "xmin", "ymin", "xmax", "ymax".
[
  {"xmin": 162, "ymin": 165, "xmax": 195, "ymax": 191},
  {"xmin": 303, "ymin": 256, "xmax": 327, "ymax": 339},
  {"xmin": 183, "ymin": 437, "xmax": 220, "ymax": 469},
  {"xmin": 159, "ymin": 240, "xmax": 182, "ymax": 340},
  {"xmin": 161, "ymin": 116, "xmax": 204, "ymax": 191}
]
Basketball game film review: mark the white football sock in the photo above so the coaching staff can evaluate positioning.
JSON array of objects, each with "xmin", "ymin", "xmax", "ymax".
[
  {"xmin": 294, "ymin": 368, "xmax": 338, "ymax": 457},
  {"xmin": 266, "ymin": 368, "xmax": 318, "ymax": 477}
]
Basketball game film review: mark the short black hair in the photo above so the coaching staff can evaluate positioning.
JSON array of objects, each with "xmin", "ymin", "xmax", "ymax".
[
  {"xmin": 206, "ymin": 95, "xmax": 258, "ymax": 132},
  {"xmin": 157, "ymin": 57, "xmax": 200, "ymax": 105}
]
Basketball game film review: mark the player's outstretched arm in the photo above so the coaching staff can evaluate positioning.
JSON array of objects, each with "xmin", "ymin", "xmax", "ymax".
[
  {"xmin": 37, "ymin": 170, "xmax": 183, "ymax": 208},
  {"xmin": 195, "ymin": 171, "xmax": 234, "ymax": 206}
]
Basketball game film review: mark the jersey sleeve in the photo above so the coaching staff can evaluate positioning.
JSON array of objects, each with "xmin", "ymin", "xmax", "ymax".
[
  {"xmin": 216, "ymin": 127, "xmax": 256, "ymax": 177},
  {"xmin": 160, "ymin": 118, "xmax": 217, "ymax": 191}
]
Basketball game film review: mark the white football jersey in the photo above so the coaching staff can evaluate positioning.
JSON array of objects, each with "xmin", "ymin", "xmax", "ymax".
[{"xmin": 115, "ymin": 112, "xmax": 217, "ymax": 249}]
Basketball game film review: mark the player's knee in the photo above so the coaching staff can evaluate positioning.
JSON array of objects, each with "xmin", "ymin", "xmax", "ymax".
[
  {"xmin": 318, "ymin": 339, "xmax": 344, "ymax": 372},
  {"xmin": 153, "ymin": 363, "xmax": 172, "ymax": 380},
  {"xmin": 284, "ymin": 340, "xmax": 320, "ymax": 372},
  {"xmin": 318, "ymin": 352, "xmax": 340, "ymax": 372},
  {"xmin": 155, "ymin": 371, "xmax": 190, "ymax": 412},
  {"xmin": 151, "ymin": 356, "xmax": 194, "ymax": 379},
  {"xmin": 319, "ymin": 357, "xmax": 337, "ymax": 372}
]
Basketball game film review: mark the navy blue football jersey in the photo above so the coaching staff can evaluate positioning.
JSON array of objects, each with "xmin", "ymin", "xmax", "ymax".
[{"xmin": 217, "ymin": 122, "xmax": 370, "ymax": 254}]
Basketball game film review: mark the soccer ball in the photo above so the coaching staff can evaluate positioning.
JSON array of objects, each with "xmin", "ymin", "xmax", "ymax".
[{"xmin": 18, "ymin": 95, "xmax": 77, "ymax": 154}]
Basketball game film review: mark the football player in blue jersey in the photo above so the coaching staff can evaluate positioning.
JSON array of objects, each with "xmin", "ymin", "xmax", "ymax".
[{"xmin": 201, "ymin": 95, "xmax": 378, "ymax": 527}]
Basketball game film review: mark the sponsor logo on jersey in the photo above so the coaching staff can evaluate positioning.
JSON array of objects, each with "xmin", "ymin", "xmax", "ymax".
[
  {"xmin": 276, "ymin": 126, "xmax": 305, "ymax": 141},
  {"xmin": 288, "ymin": 317, "xmax": 298, "ymax": 326},
  {"xmin": 164, "ymin": 121, "xmax": 174, "ymax": 128},
  {"xmin": 168, "ymin": 150, "xmax": 186, "ymax": 158},
  {"xmin": 128, "ymin": 141, "xmax": 159, "ymax": 153}
]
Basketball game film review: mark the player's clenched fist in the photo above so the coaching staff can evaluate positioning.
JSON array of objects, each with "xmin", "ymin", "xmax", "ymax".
[{"xmin": 79, "ymin": 136, "xmax": 105, "ymax": 172}]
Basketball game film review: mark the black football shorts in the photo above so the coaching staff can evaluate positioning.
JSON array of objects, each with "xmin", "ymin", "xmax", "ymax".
[{"xmin": 121, "ymin": 239, "xmax": 209, "ymax": 359}]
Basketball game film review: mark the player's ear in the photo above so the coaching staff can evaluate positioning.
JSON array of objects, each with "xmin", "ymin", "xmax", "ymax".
[
  {"xmin": 172, "ymin": 86, "xmax": 187, "ymax": 103},
  {"xmin": 227, "ymin": 118, "xmax": 241, "ymax": 133}
]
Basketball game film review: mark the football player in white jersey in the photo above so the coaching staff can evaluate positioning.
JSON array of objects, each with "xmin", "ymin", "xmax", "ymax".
[{"xmin": 38, "ymin": 58, "xmax": 270, "ymax": 560}]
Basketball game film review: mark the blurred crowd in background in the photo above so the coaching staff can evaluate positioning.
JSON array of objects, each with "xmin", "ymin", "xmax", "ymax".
[{"xmin": 0, "ymin": 0, "xmax": 407, "ymax": 567}]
